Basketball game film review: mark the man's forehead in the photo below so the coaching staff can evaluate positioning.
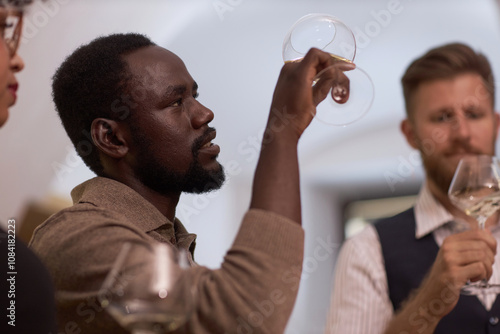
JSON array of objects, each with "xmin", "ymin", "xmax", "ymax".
[
  {"xmin": 412, "ymin": 73, "xmax": 493, "ymax": 111},
  {"xmin": 124, "ymin": 45, "xmax": 193, "ymax": 85},
  {"xmin": 125, "ymin": 46, "xmax": 185, "ymax": 73},
  {"xmin": 122, "ymin": 45, "xmax": 198, "ymax": 102}
]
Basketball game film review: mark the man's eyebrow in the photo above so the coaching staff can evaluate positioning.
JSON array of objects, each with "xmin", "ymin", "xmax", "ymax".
[
  {"xmin": 162, "ymin": 82, "xmax": 198, "ymax": 98},
  {"xmin": 429, "ymin": 106, "xmax": 454, "ymax": 114},
  {"xmin": 163, "ymin": 85, "xmax": 186, "ymax": 99}
]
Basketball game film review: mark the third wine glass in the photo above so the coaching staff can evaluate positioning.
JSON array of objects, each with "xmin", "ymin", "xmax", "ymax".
[{"xmin": 448, "ymin": 154, "xmax": 500, "ymax": 295}]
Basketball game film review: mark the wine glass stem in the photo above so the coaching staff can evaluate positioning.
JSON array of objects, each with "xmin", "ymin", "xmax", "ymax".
[
  {"xmin": 476, "ymin": 216, "xmax": 490, "ymax": 289},
  {"xmin": 477, "ymin": 216, "xmax": 487, "ymax": 230}
]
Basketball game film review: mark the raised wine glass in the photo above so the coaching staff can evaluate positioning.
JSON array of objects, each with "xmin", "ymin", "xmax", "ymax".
[
  {"xmin": 99, "ymin": 242, "xmax": 194, "ymax": 333},
  {"xmin": 282, "ymin": 13, "xmax": 375, "ymax": 126},
  {"xmin": 448, "ymin": 154, "xmax": 500, "ymax": 295}
]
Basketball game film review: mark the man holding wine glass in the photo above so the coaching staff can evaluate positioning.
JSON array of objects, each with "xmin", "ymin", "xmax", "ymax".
[
  {"xmin": 326, "ymin": 42, "xmax": 500, "ymax": 334},
  {"xmin": 28, "ymin": 32, "xmax": 354, "ymax": 333}
]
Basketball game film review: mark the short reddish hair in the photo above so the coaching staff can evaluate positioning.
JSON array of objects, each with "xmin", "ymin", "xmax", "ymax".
[{"xmin": 402, "ymin": 43, "xmax": 494, "ymax": 118}]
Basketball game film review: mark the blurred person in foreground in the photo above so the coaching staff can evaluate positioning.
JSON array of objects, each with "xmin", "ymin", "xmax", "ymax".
[
  {"xmin": 326, "ymin": 42, "xmax": 500, "ymax": 334},
  {"xmin": 0, "ymin": 1, "xmax": 58, "ymax": 333},
  {"xmin": 29, "ymin": 32, "xmax": 354, "ymax": 333}
]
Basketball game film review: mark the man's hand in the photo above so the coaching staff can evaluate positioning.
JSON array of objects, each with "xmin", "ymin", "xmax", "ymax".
[
  {"xmin": 384, "ymin": 229, "xmax": 497, "ymax": 334},
  {"xmin": 267, "ymin": 48, "xmax": 355, "ymax": 141},
  {"xmin": 250, "ymin": 48, "xmax": 354, "ymax": 224},
  {"xmin": 421, "ymin": 229, "xmax": 496, "ymax": 306}
]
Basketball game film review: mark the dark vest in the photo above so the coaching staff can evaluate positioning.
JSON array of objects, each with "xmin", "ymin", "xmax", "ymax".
[{"xmin": 374, "ymin": 208, "xmax": 500, "ymax": 333}]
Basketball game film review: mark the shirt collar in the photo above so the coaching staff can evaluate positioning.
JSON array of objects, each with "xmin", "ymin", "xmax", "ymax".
[
  {"xmin": 414, "ymin": 181, "xmax": 455, "ymax": 239},
  {"xmin": 71, "ymin": 177, "xmax": 196, "ymax": 244},
  {"xmin": 70, "ymin": 177, "xmax": 197, "ymax": 263}
]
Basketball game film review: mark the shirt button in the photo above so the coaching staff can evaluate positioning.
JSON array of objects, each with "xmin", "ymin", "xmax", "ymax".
[{"xmin": 490, "ymin": 316, "xmax": 499, "ymax": 326}]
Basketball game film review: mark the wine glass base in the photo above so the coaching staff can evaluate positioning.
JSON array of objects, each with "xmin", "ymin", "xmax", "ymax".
[
  {"xmin": 313, "ymin": 65, "xmax": 374, "ymax": 126},
  {"xmin": 461, "ymin": 281, "xmax": 500, "ymax": 295}
]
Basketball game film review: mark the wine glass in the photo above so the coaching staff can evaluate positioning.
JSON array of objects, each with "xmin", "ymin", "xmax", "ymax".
[
  {"xmin": 98, "ymin": 242, "xmax": 194, "ymax": 333},
  {"xmin": 448, "ymin": 154, "xmax": 500, "ymax": 295},
  {"xmin": 282, "ymin": 13, "xmax": 375, "ymax": 126}
]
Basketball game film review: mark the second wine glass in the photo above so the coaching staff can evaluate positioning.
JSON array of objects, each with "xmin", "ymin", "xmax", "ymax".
[
  {"xmin": 99, "ymin": 242, "xmax": 194, "ymax": 334},
  {"xmin": 282, "ymin": 13, "xmax": 374, "ymax": 126},
  {"xmin": 448, "ymin": 154, "xmax": 500, "ymax": 295}
]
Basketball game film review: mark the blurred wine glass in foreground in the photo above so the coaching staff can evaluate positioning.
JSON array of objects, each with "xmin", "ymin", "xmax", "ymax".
[
  {"xmin": 282, "ymin": 13, "xmax": 375, "ymax": 126},
  {"xmin": 99, "ymin": 242, "xmax": 194, "ymax": 333}
]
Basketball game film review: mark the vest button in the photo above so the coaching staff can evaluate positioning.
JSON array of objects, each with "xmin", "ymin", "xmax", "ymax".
[{"xmin": 490, "ymin": 316, "xmax": 499, "ymax": 326}]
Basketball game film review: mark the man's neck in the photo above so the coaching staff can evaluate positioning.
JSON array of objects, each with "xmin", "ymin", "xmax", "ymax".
[{"xmin": 105, "ymin": 173, "xmax": 180, "ymax": 222}]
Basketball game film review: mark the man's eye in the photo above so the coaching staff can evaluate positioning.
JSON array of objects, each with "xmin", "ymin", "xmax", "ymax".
[
  {"xmin": 434, "ymin": 113, "xmax": 452, "ymax": 122},
  {"xmin": 464, "ymin": 106, "xmax": 484, "ymax": 119},
  {"xmin": 465, "ymin": 111, "xmax": 483, "ymax": 119},
  {"xmin": 169, "ymin": 99, "xmax": 182, "ymax": 107}
]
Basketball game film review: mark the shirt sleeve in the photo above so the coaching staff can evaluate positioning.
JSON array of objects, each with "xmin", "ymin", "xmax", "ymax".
[
  {"xmin": 324, "ymin": 225, "xmax": 393, "ymax": 334},
  {"xmin": 184, "ymin": 209, "xmax": 305, "ymax": 334}
]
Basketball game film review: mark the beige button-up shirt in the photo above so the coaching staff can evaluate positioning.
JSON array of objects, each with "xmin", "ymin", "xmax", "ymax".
[{"xmin": 30, "ymin": 177, "xmax": 305, "ymax": 334}]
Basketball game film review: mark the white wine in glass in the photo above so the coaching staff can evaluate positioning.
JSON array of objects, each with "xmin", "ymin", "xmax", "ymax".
[
  {"xmin": 448, "ymin": 154, "xmax": 500, "ymax": 295},
  {"xmin": 99, "ymin": 242, "xmax": 194, "ymax": 333}
]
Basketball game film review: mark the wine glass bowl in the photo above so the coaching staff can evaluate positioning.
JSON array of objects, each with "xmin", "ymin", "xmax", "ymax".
[
  {"xmin": 99, "ymin": 242, "xmax": 194, "ymax": 333},
  {"xmin": 282, "ymin": 14, "xmax": 356, "ymax": 63},
  {"xmin": 448, "ymin": 155, "xmax": 500, "ymax": 229},
  {"xmin": 448, "ymin": 154, "xmax": 500, "ymax": 294},
  {"xmin": 282, "ymin": 14, "xmax": 374, "ymax": 126}
]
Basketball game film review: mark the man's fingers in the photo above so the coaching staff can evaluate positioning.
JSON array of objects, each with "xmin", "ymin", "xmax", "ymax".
[
  {"xmin": 439, "ymin": 231, "xmax": 496, "ymax": 283},
  {"xmin": 453, "ymin": 248, "xmax": 495, "ymax": 267},
  {"xmin": 312, "ymin": 63, "xmax": 352, "ymax": 105},
  {"xmin": 301, "ymin": 48, "xmax": 355, "ymax": 79},
  {"xmin": 445, "ymin": 230, "xmax": 497, "ymax": 252},
  {"xmin": 466, "ymin": 262, "xmax": 493, "ymax": 282}
]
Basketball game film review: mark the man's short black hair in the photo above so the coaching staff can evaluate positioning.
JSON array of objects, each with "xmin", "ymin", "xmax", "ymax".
[{"xmin": 52, "ymin": 33, "xmax": 155, "ymax": 175}]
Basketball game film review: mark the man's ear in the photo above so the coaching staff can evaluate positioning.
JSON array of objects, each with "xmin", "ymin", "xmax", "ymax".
[
  {"xmin": 401, "ymin": 118, "xmax": 419, "ymax": 150},
  {"xmin": 91, "ymin": 118, "xmax": 129, "ymax": 158}
]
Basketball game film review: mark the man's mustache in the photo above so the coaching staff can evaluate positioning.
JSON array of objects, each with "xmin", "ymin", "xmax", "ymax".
[{"xmin": 192, "ymin": 127, "xmax": 216, "ymax": 154}]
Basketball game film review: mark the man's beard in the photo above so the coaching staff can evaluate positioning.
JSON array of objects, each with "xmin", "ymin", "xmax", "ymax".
[
  {"xmin": 422, "ymin": 154, "xmax": 455, "ymax": 195},
  {"xmin": 132, "ymin": 128, "xmax": 226, "ymax": 195},
  {"xmin": 421, "ymin": 145, "xmax": 489, "ymax": 195}
]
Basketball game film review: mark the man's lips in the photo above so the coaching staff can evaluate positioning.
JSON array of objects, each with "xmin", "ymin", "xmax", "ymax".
[
  {"xmin": 445, "ymin": 145, "xmax": 484, "ymax": 156},
  {"xmin": 198, "ymin": 130, "xmax": 220, "ymax": 155},
  {"xmin": 200, "ymin": 130, "xmax": 217, "ymax": 149},
  {"xmin": 447, "ymin": 150, "xmax": 483, "ymax": 158},
  {"xmin": 8, "ymin": 83, "xmax": 18, "ymax": 101}
]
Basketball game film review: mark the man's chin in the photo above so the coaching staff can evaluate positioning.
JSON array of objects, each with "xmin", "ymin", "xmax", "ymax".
[{"xmin": 184, "ymin": 165, "xmax": 226, "ymax": 194}]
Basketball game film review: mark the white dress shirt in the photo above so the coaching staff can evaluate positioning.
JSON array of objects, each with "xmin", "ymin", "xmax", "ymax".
[{"xmin": 325, "ymin": 182, "xmax": 500, "ymax": 334}]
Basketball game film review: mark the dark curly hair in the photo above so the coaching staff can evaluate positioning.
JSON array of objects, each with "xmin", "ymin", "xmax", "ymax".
[
  {"xmin": 52, "ymin": 33, "xmax": 155, "ymax": 175},
  {"xmin": 402, "ymin": 42, "xmax": 494, "ymax": 118}
]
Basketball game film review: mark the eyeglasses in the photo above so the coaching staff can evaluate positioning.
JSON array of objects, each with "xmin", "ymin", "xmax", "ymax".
[{"xmin": 0, "ymin": 9, "xmax": 23, "ymax": 57}]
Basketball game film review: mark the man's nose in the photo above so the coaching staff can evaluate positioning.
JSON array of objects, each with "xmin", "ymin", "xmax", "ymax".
[
  {"xmin": 191, "ymin": 100, "xmax": 214, "ymax": 129},
  {"xmin": 451, "ymin": 113, "xmax": 471, "ymax": 141}
]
